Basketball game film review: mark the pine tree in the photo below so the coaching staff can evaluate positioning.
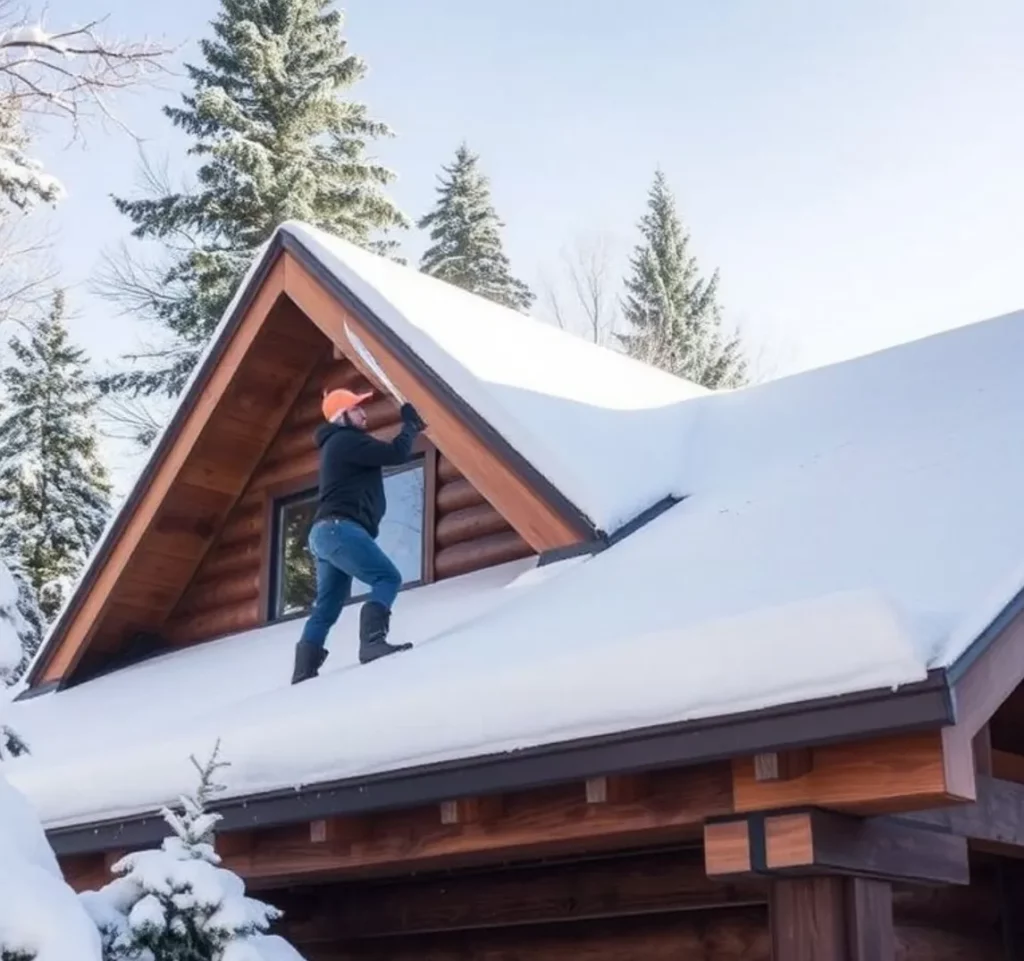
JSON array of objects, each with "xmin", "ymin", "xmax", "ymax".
[
  {"xmin": 0, "ymin": 557, "xmax": 31, "ymax": 759},
  {"xmin": 418, "ymin": 144, "xmax": 534, "ymax": 312},
  {"xmin": 105, "ymin": 0, "xmax": 406, "ymax": 399},
  {"xmin": 82, "ymin": 743, "xmax": 284, "ymax": 960},
  {"xmin": 619, "ymin": 170, "xmax": 747, "ymax": 388},
  {"xmin": 0, "ymin": 291, "xmax": 112, "ymax": 632}
]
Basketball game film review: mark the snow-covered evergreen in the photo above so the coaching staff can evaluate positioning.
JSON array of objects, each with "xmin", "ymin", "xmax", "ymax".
[
  {"xmin": 81, "ymin": 743, "xmax": 289, "ymax": 961},
  {"xmin": 0, "ymin": 291, "xmax": 111, "ymax": 636},
  {"xmin": 106, "ymin": 0, "xmax": 405, "ymax": 399},
  {"xmin": 619, "ymin": 170, "xmax": 746, "ymax": 388},
  {"xmin": 418, "ymin": 144, "xmax": 534, "ymax": 312},
  {"xmin": 0, "ymin": 736, "xmax": 103, "ymax": 960},
  {"xmin": 0, "ymin": 557, "xmax": 30, "ymax": 759}
]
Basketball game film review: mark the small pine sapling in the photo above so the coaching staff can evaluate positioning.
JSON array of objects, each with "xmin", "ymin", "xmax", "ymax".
[{"xmin": 82, "ymin": 741, "xmax": 283, "ymax": 960}]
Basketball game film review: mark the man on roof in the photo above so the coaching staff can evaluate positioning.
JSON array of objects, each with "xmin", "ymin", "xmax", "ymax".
[{"xmin": 291, "ymin": 387, "xmax": 426, "ymax": 684}]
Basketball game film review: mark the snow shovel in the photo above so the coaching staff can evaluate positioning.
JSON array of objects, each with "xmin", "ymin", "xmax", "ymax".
[{"xmin": 344, "ymin": 321, "xmax": 406, "ymax": 406}]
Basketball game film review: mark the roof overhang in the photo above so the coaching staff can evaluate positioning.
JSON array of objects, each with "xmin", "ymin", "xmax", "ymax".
[{"xmin": 47, "ymin": 670, "xmax": 953, "ymax": 857}]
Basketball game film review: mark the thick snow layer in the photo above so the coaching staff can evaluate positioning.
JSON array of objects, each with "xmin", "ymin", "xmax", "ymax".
[
  {"xmin": 283, "ymin": 222, "xmax": 706, "ymax": 533},
  {"xmin": 0, "ymin": 773, "xmax": 102, "ymax": 961},
  {"xmin": 8, "ymin": 267, "xmax": 1024, "ymax": 830}
]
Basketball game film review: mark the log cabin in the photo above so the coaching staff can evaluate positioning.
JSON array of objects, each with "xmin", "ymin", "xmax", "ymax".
[{"xmin": 7, "ymin": 221, "xmax": 1024, "ymax": 959}]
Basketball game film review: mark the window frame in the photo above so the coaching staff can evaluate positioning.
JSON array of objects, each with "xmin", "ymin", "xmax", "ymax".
[{"xmin": 263, "ymin": 452, "xmax": 434, "ymax": 624}]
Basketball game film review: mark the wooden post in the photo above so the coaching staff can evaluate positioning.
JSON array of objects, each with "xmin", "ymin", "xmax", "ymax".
[{"xmin": 770, "ymin": 875, "xmax": 894, "ymax": 961}]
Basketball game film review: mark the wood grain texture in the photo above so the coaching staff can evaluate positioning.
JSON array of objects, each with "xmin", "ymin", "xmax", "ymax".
[
  {"xmin": 274, "ymin": 848, "xmax": 763, "ymax": 943},
  {"xmin": 704, "ymin": 820, "xmax": 753, "ymax": 877},
  {"xmin": 434, "ymin": 530, "xmax": 533, "ymax": 580},
  {"xmin": 846, "ymin": 878, "xmax": 896, "ymax": 961},
  {"xmin": 771, "ymin": 877, "xmax": 848, "ymax": 961},
  {"xmin": 218, "ymin": 765, "xmax": 732, "ymax": 885},
  {"xmin": 733, "ymin": 731, "xmax": 973, "ymax": 815},
  {"xmin": 39, "ymin": 261, "xmax": 293, "ymax": 682}
]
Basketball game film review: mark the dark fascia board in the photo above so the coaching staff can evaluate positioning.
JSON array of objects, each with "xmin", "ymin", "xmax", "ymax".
[
  {"xmin": 25, "ymin": 236, "xmax": 289, "ymax": 690},
  {"xmin": 279, "ymin": 231, "xmax": 599, "ymax": 545},
  {"xmin": 47, "ymin": 670, "xmax": 953, "ymax": 857}
]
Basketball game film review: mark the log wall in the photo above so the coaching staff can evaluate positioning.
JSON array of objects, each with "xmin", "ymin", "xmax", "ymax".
[
  {"xmin": 166, "ymin": 352, "xmax": 532, "ymax": 646},
  {"xmin": 268, "ymin": 850, "xmax": 1006, "ymax": 961}
]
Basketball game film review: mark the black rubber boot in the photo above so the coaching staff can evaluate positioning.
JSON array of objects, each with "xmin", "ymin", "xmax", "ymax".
[
  {"xmin": 359, "ymin": 601, "xmax": 412, "ymax": 664},
  {"xmin": 291, "ymin": 642, "xmax": 328, "ymax": 684}
]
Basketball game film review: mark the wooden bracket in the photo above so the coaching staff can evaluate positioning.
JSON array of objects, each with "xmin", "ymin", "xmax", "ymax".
[
  {"xmin": 439, "ymin": 796, "xmax": 504, "ymax": 826},
  {"xmin": 754, "ymin": 748, "xmax": 813, "ymax": 783},
  {"xmin": 307, "ymin": 817, "xmax": 366, "ymax": 847},
  {"xmin": 584, "ymin": 774, "xmax": 649, "ymax": 805},
  {"xmin": 734, "ymin": 731, "xmax": 975, "ymax": 815},
  {"xmin": 705, "ymin": 809, "xmax": 968, "ymax": 886}
]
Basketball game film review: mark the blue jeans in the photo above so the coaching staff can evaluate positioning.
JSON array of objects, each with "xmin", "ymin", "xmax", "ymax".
[{"xmin": 299, "ymin": 518, "xmax": 402, "ymax": 649}]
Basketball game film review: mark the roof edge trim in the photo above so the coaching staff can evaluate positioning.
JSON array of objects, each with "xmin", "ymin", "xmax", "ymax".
[
  {"xmin": 279, "ymin": 230, "xmax": 599, "ymax": 544},
  {"xmin": 46, "ymin": 670, "xmax": 952, "ymax": 857},
  {"xmin": 25, "ymin": 236, "xmax": 289, "ymax": 689}
]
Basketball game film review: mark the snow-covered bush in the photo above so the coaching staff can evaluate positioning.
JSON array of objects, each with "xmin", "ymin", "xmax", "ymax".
[
  {"xmin": 0, "ymin": 771, "xmax": 103, "ymax": 961},
  {"xmin": 81, "ymin": 742, "xmax": 292, "ymax": 961}
]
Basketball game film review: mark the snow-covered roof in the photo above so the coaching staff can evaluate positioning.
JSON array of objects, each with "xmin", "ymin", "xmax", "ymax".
[
  {"xmin": 9, "ymin": 307, "xmax": 1024, "ymax": 829},
  {"xmin": 283, "ymin": 222, "xmax": 707, "ymax": 534}
]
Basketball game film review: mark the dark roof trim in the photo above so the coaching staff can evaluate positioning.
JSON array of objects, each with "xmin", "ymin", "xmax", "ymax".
[
  {"xmin": 26, "ymin": 237, "xmax": 289, "ymax": 689},
  {"xmin": 945, "ymin": 579, "xmax": 1024, "ymax": 686},
  {"xmin": 536, "ymin": 496, "xmax": 683, "ymax": 567},
  {"xmin": 47, "ymin": 670, "xmax": 953, "ymax": 857},
  {"xmin": 279, "ymin": 231, "xmax": 598, "ymax": 544}
]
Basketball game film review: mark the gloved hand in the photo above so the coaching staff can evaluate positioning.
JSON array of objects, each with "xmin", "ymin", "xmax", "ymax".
[{"xmin": 400, "ymin": 402, "xmax": 426, "ymax": 432}]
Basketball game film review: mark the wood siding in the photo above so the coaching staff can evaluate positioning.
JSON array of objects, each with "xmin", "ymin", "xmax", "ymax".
[
  {"xmin": 262, "ymin": 850, "xmax": 1006, "ymax": 961},
  {"xmin": 167, "ymin": 352, "xmax": 532, "ymax": 647}
]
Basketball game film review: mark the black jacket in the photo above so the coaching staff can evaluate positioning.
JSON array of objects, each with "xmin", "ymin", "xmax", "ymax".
[{"xmin": 312, "ymin": 419, "xmax": 420, "ymax": 537}]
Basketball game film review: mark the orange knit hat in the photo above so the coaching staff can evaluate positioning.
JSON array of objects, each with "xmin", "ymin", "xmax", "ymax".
[{"xmin": 322, "ymin": 388, "xmax": 373, "ymax": 422}]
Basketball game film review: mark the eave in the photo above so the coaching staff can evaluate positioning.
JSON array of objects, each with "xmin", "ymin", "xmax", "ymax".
[{"xmin": 46, "ymin": 671, "xmax": 953, "ymax": 857}]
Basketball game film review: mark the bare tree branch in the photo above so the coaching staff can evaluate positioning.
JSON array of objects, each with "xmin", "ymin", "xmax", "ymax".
[
  {"xmin": 0, "ymin": 6, "xmax": 171, "ymax": 213},
  {"xmin": 539, "ymin": 232, "xmax": 621, "ymax": 346}
]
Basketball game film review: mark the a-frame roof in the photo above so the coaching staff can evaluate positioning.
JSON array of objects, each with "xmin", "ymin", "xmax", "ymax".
[
  {"xmin": 12, "ymin": 222, "xmax": 1024, "ymax": 842},
  {"xmin": 24, "ymin": 222, "xmax": 704, "ymax": 689}
]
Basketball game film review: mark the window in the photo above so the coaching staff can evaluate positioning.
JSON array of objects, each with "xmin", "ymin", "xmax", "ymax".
[{"xmin": 270, "ymin": 461, "xmax": 426, "ymax": 620}]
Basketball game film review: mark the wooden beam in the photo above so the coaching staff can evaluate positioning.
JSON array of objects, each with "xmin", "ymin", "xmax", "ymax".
[
  {"xmin": 770, "ymin": 876, "xmax": 895, "ymax": 961},
  {"xmin": 949, "ymin": 601, "xmax": 1024, "ymax": 743},
  {"xmin": 438, "ymin": 796, "xmax": 503, "ymax": 826},
  {"xmin": 992, "ymin": 749, "xmax": 1024, "ymax": 785},
  {"xmin": 732, "ymin": 730, "xmax": 975, "ymax": 816},
  {"xmin": 706, "ymin": 810, "xmax": 968, "ymax": 885},
  {"xmin": 584, "ymin": 774, "xmax": 648, "ymax": 805},
  {"xmin": 974, "ymin": 724, "xmax": 994, "ymax": 775},
  {"xmin": 754, "ymin": 748, "xmax": 813, "ymax": 782},
  {"xmin": 61, "ymin": 853, "xmax": 108, "ymax": 893},
  {"xmin": 274, "ymin": 847, "xmax": 764, "ymax": 944},
  {"xmin": 219, "ymin": 764, "xmax": 732, "ymax": 885},
  {"xmin": 904, "ymin": 774, "xmax": 1024, "ymax": 856},
  {"xmin": 846, "ymin": 878, "xmax": 897, "ymax": 961},
  {"xmin": 303, "ymin": 910, "xmax": 771, "ymax": 961},
  {"xmin": 282, "ymin": 253, "xmax": 587, "ymax": 551}
]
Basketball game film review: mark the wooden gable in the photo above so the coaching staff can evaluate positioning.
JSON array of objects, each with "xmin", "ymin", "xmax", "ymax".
[
  {"xmin": 166, "ymin": 348, "xmax": 532, "ymax": 648},
  {"xmin": 30, "ymin": 246, "xmax": 591, "ymax": 689}
]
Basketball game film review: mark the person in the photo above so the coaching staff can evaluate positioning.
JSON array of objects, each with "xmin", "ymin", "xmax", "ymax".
[{"xmin": 291, "ymin": 387, "xmax": 426, "ymax": 684}]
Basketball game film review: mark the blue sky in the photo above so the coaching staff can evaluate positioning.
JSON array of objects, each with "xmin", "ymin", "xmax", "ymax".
[{"xmin": 32, "ymin": 1, "xmax": 1024, "ymax": 401}]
